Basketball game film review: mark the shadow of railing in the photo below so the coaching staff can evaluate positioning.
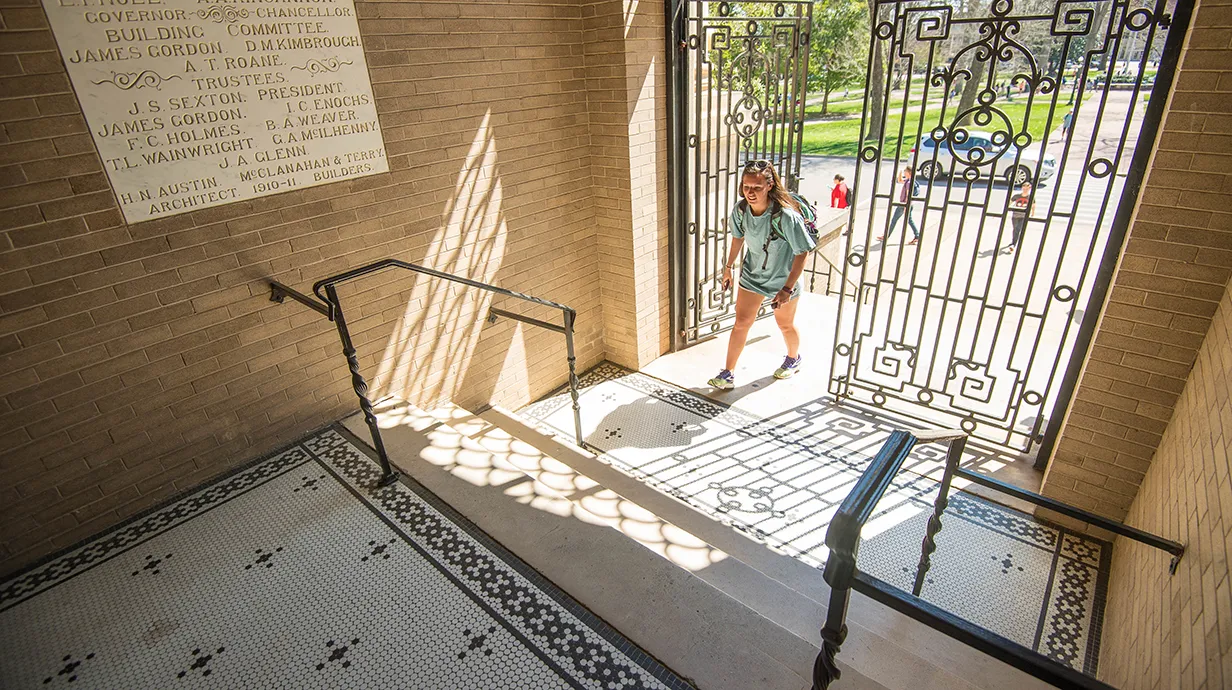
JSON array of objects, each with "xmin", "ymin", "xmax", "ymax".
[{"xmin": 268, "ymin": 260, "xmax": 586, "ymax": 487}]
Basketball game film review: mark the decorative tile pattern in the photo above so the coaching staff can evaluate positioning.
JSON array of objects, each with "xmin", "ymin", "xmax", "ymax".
[
  {"xmin": 0, "ymin": 428, "xmax": 693, "ymax": 690},
  {"xmin": 0, "ymin": 446, "xmax": 310, "ymax": 610},
  {"xmin": 520, "ymin": 364, "xmax": 1112, "ymax": 674}
]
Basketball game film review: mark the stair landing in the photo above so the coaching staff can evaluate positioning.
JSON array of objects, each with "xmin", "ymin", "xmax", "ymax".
[{"xmin": 517, "ymin": 363, "xmax": 1110, "ymax": 676}]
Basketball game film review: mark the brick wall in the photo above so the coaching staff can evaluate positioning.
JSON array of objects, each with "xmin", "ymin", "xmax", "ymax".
[
  {"xmin": 0, "ymin": 1, "xmax": 631, "ymax": 576},
  {"xmin": 1096, "ymin": 276, "xmax": 1232, "ymax": 688},
  {"xmin": 583, "ymin": 0, "xmax": 671, "ymax": 368},
  {"xmin": 1041, "ymin": 0, "xmax": 1232, "ymax": 520}
]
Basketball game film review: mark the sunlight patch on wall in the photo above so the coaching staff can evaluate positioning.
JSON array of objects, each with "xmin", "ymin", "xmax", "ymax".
[
  {"xmin": 375, "ymin": 110, "xmax": 508, "ymax": 407},
  {"xmin": 624, "ymin": 0, "xmax": 639, "ymax": 38}
]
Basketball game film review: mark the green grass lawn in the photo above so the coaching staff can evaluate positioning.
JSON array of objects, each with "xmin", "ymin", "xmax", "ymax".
[
  {"xmin": 804, "ymin": 93, "xmax": 938, "ymax": 120},
  {"xmin": 800, "ymin": 93, "xmax": 1088, "ymax": 157}
]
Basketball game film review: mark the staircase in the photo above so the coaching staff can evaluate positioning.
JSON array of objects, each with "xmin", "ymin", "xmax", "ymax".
[{"xmin": 341, "ymin": 396, "xmax": 1055, "ymax": 690}]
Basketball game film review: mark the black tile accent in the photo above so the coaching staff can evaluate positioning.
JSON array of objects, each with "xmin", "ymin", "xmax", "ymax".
[
  {"xmin": 1, "ymin": 447, "xmax": 312, "ymax": 612},
  {"xmin": 324, "ymin": 424, "xmax": 697, "ymax": 690},
  {"xmin": 42, "ymin": 652, "xmax": 94, "ymax": 685},
  {"xmin": 176, "ymin": 646, "xmax": 224, "ymax": 680}
]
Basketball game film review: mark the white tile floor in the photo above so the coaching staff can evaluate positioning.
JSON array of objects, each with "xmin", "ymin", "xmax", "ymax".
[
  {"xmin": 519, "ymin": 363, "xmax": 1110, "ymax": 674},
  {"xmin": 0, "ymin": 428, "xmax": 694, "ymax": 690}
]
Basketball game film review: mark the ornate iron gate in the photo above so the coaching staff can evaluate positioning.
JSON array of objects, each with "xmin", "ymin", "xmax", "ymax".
[
  {"xmin": 673, "ymin": 0, "xmax": 813, "ymax": 344},
  {"xmin": 828, "ymin": 0, "xmax": 1189, "ymax": 454}
]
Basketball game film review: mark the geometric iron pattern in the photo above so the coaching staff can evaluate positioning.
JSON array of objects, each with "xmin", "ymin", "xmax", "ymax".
[
  {"xmin": 829, "ymin": 0, "xmax": 1180, "ymax": 452},
  {"xmin": 681, "ymin": 0, "xmax": 813, "ymax": 342}
]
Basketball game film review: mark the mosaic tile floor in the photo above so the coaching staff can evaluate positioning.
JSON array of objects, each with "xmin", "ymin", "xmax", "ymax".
[
  {"xmin": 0, "ymin": 427, "xmax": 694, "ymax": 690},
  {"xmin": 520, "ymin": 363, "xmax": 1111, "ymax": 675}
]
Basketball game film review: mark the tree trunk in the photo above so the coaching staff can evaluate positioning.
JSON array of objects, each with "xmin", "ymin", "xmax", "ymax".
[
  {"xmin": 957, "ymin": 57, "xmax": 987, "ymax": 121},
  {"xmin": 865, "ymin": 42, "xmax": 885, "ymax": 140},
  {"xmin": 822, "ymin": 82, "xmax": 831, "ymax": 115},
  {"xmin": 1091, "ymin": 1, "xmax": 1112, "ymax": 74}
]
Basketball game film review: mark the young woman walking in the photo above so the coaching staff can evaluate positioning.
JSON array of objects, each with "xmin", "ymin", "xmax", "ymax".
[{"xmin": 708, "ymin": 159, "xmax": 816, "ymax": 390}]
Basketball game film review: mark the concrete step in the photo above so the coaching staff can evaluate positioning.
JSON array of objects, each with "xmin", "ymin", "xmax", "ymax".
[
  {"xmin": 472, "ymin": 403, "xmax": 1055, "ymax": 690},
  {"xmin": 341, "ymin": 400, "xmax": 888, "ymax": 690}
]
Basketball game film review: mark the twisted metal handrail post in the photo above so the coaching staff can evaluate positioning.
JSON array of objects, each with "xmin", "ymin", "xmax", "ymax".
[
  {"xmin": 814, "ymin": 547, "xmax": 854, "ymax": 689},
  {"xmin": 816, "ymin": 425, "xmax": 1186, "ymax": 689},
  {"xmin": 912, "ymin": 435, "xmax": 967, "ymax": 596},
  {"xmin": 323, "ymin": 284, "xmax": 399, "ymax": 489},
  {"xmin": 813, "ymin": 430, "xmax": 917, "ymax": 689},
  {"xmin": 562, "ymin": 308, "xmax": 585, "ymax": 450},
  {"xmin": 308, "ymin": 259, "xmax": 585, "ymax": 450}
]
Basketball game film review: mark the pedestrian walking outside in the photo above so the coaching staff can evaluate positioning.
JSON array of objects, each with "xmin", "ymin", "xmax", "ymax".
[
  {"xmin": 877, "ymin": 167, "xmax": 920, "ymax": 245},
  {"xmin": 1061, "ymin": 110, "xmax": 1073, "ymax": 138},
  {"xmin": 831, "ymin": 174, "xmax": 850, "ymax": 209},
  {"xmin": 833, "ymin": 174, "xmax": 851, "ymax": 236},
  {"xmin": 1008, "ymin": 181, "xmax": 1034, "ymax": 254},
  {"xmin": 707, "ymin": 159, "xmax": 816, "ymax": 390}
]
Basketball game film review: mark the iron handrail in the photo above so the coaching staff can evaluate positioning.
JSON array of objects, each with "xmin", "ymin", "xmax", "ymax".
[
  {"xmin": 309, "ymin": 258, "xmax": 574, "ymax": 316},
  {"xmin": 813, "ymin": 428, "xmax": 1185, "ymax": 690},
  {"xmin": 269, "ymin": 260, "xmax": 586, "ymax": 487}
]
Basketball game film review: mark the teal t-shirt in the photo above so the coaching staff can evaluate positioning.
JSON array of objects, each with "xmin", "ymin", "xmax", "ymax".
[{"xmin": 730, "ymin": 202, "xmax": 815, "ymax": 297}]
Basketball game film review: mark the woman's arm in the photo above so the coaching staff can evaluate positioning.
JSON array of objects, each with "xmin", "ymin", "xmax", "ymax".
[
  {"xmin": 772, "ymin": 251, "xmax": 809, "ymax": 308},
  {"xmin": 721, "ymin": 237, "xmax": 744, "ymax": 290}
]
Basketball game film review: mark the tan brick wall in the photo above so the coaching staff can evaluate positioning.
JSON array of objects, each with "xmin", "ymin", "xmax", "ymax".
[
  {"xmin": 0, "ymin": 1, "xmax": 626, "ymax": 576},
  {"xmin": 1096, "ymin": 276, "xmax": 1232, "ymax": 689},
  {"xmin": 1042, "ymin": 0, "xmax": 1232, "ymax": 520},
  {"xmin": 583, "ymin": 0, "xmax": 670, "ymax": 368}
]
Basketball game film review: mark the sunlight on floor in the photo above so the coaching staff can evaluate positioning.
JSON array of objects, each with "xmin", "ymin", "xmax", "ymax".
[{"xmin": 372, "ymin": 401, "xmax": 729, "ymax": 573}]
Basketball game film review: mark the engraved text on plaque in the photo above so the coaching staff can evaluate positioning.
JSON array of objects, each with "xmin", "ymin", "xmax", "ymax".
[{"xmin": 40, "ymin": 0, "xmax": 388, "ymax": 223}]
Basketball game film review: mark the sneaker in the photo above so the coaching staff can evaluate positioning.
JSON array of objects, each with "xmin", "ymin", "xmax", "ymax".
[
  {"xmin": 708, "ymin": 369, "xmax": 735, "ymax": 389},
  {"xmin": 774, "ymin": 355, "xmax": 803, "ymax": 379}
]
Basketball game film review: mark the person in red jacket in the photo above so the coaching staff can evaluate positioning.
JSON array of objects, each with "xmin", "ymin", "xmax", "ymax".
[{"xmin": 831, "ymin": 174, "xmax": 850, "ymax": 209}]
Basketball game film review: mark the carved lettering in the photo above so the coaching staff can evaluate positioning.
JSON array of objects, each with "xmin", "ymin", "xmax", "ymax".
[{"xmin": 42, "ymin": 0, "xmax": 386, "ymax": 222}]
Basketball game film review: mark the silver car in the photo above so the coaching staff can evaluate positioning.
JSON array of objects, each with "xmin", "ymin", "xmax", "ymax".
[{"xmin": 913, "ymin": 130, "xmax": 1057, "ymax": 185}]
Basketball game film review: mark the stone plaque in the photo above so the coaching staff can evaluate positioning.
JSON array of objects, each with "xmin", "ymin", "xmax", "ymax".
[{"xmin": 40, "ymin": 0, "xmax": 388, "ymax": 224}]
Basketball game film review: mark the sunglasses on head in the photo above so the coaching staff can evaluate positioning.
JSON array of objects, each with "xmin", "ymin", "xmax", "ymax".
[{"xmin": 743, "ymin": 159, "xmax": 773, "ymax": 171}]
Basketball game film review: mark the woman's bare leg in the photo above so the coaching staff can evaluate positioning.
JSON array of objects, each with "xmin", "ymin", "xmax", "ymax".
[
  {"xmin": 773, "ymin": 295, "xmax": 801, "ymax": 358},
  {"xmin": 724, "ymin": 288, "xmax": 764, "ymax": 371}
]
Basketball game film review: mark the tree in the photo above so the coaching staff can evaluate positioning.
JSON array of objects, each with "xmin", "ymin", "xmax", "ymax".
[
  {"xmin": 808, "ymin": 0, "xmax": 868, "ymax": 115},
  {"xmin": 863, "ymin": 1, "xmax": 886, "ymax": 142}
]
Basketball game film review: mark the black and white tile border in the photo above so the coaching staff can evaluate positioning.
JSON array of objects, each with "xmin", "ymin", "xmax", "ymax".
[
  {"xmin": 0, "ymin": 446, "xmax": 311, "ymax": 611},
  {"xmin": 1, "ymin": 427, "xmax": 695, "ymax": 690},
  {"xmin": 306, "ymin": 427, "xmax": 695, "ymax": 690}
]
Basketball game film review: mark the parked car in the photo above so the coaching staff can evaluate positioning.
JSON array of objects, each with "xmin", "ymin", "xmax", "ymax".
[{"xmin": 912, "ymin": 131, "xmax": 1057, "ymax": 185}]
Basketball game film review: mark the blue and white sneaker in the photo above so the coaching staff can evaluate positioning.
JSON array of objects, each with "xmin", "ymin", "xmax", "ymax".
[
  {"xmin": 774, "ymin": 355, "xmax": 802, "ymax": 379},
  {"xmin": 708, "ymin": 369, "xmax": 735, "ymax": 389}
]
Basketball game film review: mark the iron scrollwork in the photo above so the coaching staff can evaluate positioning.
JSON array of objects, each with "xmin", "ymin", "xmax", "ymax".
[
  {"xmin": 828, "ymin": 0, "xmax": 1180, "ymax": 451},
  {"xmin": 681, "ymin": 0, "xmax": 813, "ymax": 343}
]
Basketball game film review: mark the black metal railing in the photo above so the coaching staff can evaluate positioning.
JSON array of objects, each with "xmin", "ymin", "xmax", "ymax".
[
  {"xmin": 814, "ymin": 428, "xmax": 1185, "ymax": 690},
  {"xmin": 269, "ymin": 259, "xmax": 585, "ymax": 487},
  {"xmin": 803, "ymin": 251, "xmax": 870, "ymax": 303}
]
